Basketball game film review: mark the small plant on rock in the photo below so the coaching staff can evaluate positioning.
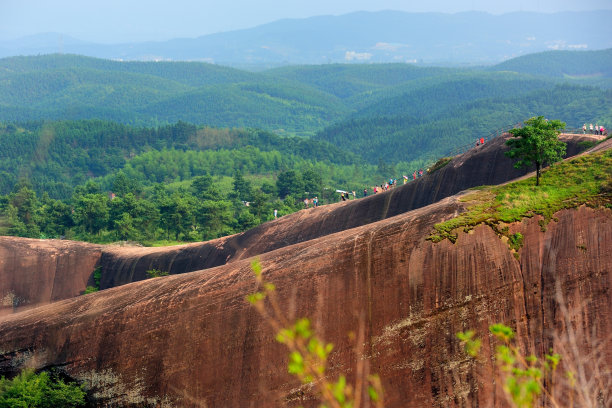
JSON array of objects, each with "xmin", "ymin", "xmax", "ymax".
[
  {"xmin": 247, "ymin": 259, "xmax": 384, "ymax": 408},
  {"xmin": 146, "ymin": 268, "xmax": 169, "ymax": 278}
]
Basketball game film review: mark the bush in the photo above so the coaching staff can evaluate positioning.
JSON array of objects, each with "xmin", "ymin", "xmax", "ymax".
[
  {"xmin": 146, "ymin": 269, "xmax": 169, "ymax": 278},
  {"xmin": 0, "ymin": 369, "xmax": 86, "ymax": 408}
]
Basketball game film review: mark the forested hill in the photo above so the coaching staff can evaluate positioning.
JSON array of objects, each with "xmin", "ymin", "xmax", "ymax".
[
  {"xmin": 0, "ymin": 54, "xmax": 347, "ymax": 135},
  {"xmin": 0, "ymin": 121, "xmax": 357, "ymax": 197},
  {"xmin": 314, "ymin": 82, "xmax": 612, "ymax": 163},
  {"xmin": 1, "ymin": 53, "xmax": 611, "ymax": 167},
  {"xmin": 263, "ymin": 64, "xmax": 457, "ymax": 99},
  {"xmin": 490, "ymin": 48, "xmax": 612, "ymax": 86}
]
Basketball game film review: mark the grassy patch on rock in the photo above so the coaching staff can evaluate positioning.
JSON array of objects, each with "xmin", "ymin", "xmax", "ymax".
[
  {"xmin": 429, "ymin": 150, "xmax": 612, "ymax": 245},
  {"xmin": 428, "ymin": 157, "xmax": 453, "ymax": 174}
]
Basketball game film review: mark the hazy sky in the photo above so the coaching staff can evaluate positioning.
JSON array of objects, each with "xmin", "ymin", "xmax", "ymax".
[{"xmin": 2, "ymin": 0, "xmax": 611, "ymax": 43}]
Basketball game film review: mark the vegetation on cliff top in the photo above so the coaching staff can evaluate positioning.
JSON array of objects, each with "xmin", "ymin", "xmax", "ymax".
[{"xmin": 429, "ymin": 148, "xmax": 612, "ymax": 244}]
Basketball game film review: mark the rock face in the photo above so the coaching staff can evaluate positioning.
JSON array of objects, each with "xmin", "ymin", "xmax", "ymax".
[
  {"xmin": 0, "ymin": 237, "xmax": 102, "ymax": 315},
  {"xmin": 0, "ymin": 134, "xmax": 609, "ymax": 407},
  {"xmin": 0, "ymin": 197, "xmax": 610, "ymax": 407},
  {"xmin": 93, "ymin": 133, "xmax": 605, "ymax": 290}
]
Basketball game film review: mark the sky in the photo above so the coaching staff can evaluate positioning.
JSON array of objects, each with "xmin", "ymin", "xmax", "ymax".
[{"xmin": 2, "ymin": 0, "xmax": 612, "ymax": 43}]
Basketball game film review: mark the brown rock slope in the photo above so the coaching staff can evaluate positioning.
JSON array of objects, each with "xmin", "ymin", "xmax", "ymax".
[
  {"xmin": 0, "ymin": 152, "xmax": 610, "ymax": 406},
  {"xmin": 94, "ymin": 134, "xmax": 605, "ymax": 289},
  {"xmin": 0, "ymin": 238, "xmax": 102, "ymax": 316},
  {"xmin": 0, "ymin": 134, "xmax": 603, "ymax": 313}
]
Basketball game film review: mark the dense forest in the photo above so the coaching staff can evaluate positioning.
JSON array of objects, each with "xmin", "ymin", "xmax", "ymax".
[
  {"xmin": 0, "ymin": 120, "xmax": 390, "ymax": 243},
  {"xmin": 1, "ymin": 51, "xmax": 611, "ymax": 136},
  {"xmin": 315, "ymin": 83, "xmax": 612, "ymax": 163},
  {"xmin": 1, "ymin": 50, "xmax": 611, "ymax": 245}
]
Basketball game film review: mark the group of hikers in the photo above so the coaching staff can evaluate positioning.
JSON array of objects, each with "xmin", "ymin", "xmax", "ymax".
[
  {"xmin": 361, "ymin": 170, "xmax": 426, "ymax": 198},
  {"xmin": 303, "ymin": 196, "xmax": 319, "ymax": 207},
  {"xmin": 583, "ymin": 123, "xmax": 607, "ymax": 135}
]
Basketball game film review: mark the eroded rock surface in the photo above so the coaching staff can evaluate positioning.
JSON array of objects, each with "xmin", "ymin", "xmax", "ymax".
[
  {"xmin": 0, "ymin": 135, "xmax": 609, "ymax": 407},
  {"xmin": 0, "ymin": 200, "xmax": 609, "ymax": 407},
  {"xmin": 0, "ymin": 238, "xmax": 102, "ymax": 315}
]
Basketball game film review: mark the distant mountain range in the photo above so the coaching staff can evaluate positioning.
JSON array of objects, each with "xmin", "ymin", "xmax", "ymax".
[{"xmin": 1, "ymin": 11, "xmax": 611, "ymax": 66}]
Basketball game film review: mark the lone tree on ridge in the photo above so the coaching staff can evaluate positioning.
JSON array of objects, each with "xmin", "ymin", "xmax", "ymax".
[{"xmin": 505, "ymin": 116, "xmax": 567, "ymax": 186}]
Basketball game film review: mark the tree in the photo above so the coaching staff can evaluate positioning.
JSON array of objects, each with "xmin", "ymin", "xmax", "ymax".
[
  {"xmin": 232, "ymin": 170, "xmax": 253, "ymax": 202},
  {"xmin": 276, "ymin": 170, "xmax": 304, "ymax": 199},
  {"xmin": 505, "ymin": 116, "xmax": 566, "ymax": 186},
  {"xmin": 72, "ymin": 193, "xmax": 109, "ymax": 235}
]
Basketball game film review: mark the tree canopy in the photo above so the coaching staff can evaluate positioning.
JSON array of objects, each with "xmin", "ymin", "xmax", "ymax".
[{"xmin": 505, "ymin": 116, "xmax": 567, "ymax": 186}]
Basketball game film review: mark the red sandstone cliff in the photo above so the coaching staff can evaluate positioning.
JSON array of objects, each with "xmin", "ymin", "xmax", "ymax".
[
  {"xmin": 0, "ymin": 135, "xmax": 609, "ymax": 407},
  {"xmin": 0, "ymin": 238, "xmax": 102, "ymax": 315},
  {"xmin": 0, "ymin": 196, "xmax": 610, "ymax": 406}
]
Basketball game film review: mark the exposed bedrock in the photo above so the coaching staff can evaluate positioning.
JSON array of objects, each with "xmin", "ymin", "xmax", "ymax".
[
  {"xmin": 86, "ymin": 134, "xmax": 610, "ymax": 291},
  {"xmin": 0, "ymin": 238, "xmax": 102, "ymax": 315},
  {"xmin": 0, "ymin": 200, "xmax": 609, "ymax": 407}
]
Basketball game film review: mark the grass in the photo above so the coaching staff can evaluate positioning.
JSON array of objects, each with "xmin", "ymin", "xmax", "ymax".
[
  {"xmin": 427, "ymin": 157, "xmax": 453, "ymax": 174},
  {"xmin": 429, "ymin": 150, "xmax": 612, "ymax": 245}
]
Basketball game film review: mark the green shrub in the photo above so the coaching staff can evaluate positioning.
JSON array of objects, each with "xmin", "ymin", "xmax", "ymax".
[
  {"xmin": 146, "ymin": 269, "xmax": 169, "ymax": 278},
  {"xmin": 0, "ymin": 369, "xmax": 86, "ymax": 408},
  {"xmin": 508, "ymin": 232, "xmax": 524, "ymax": 252},
  {"xmin": 83, "ymin": 266, "xmax": 102, "ymax": 294},
  {"xmin": 428, "ymin": 157, "xmax": 453, "ymax": 174}
]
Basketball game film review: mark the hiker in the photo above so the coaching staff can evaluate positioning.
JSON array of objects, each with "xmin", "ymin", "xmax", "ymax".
[
  {"xmin": 480, "ymin": 137, "xmax": 484, "ymax": 145},
  {"xmin": 304, "ymin": 198, "xmax": 309, "ymax": 208},
  {"xmin": 403, "ymin": 175, "xmax": 408, "ymax": 184},
  {"xmin": 313, "ymin": 197, "xmax": 318, "ymax": 207},
  {"xmin": 274, "ymin": 209, "xmax": 278, "ymax": 219},
  {"xmin": 601, "ymin": 126, "xmax": 606, "ymax": 136},
  {"xmin": 583, "ymin": 123, "xmax": 587, "ymax": 134},
  {"xmin": 413, "ymin": 171, "xmax": 417, "ymax": 180},
  {"xmin": 352, "ymin": 191, "xmax": 356, "ymax": 198},
  {"xmin": 363, "ymin": 188, "xmax": 368, "ymax": 197},
  {"xmin": 595, "ymin": 124, "xmax": 599, "ymax": 135},
  {"xmin": 590, "ymin": 123, "xmax": 594, "ymax": 133},
  {"xmin": 419, "ymin": 169, "xmax": 423, "ymax": 177}
]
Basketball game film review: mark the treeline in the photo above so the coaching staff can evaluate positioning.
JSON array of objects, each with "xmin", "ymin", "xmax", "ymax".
[
  {"xmin": 0, "ymin": 120, "xmax": 357, "ymax": 197},
  {"xmin": 0, "ymin": 167, "xmax": 339, "ymax": 244}
]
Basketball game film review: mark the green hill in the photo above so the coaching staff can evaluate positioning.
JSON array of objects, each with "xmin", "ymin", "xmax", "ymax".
[
  {"xmin": 0, "ymin": 54, "xmax": 261, "ymax": 85},
  {"xmin": 490, "ymin": 49, "xmax": 612, "ymax": 87},
  {"xmin": 0, "ymin": 120, "xmax": 358, "ymax": 198},
  {"xmin": 315, "ymin": 82, "xmax": 612, "ymax": 164},
  {"xmin": 0, "ymin": 55, "xmax": 347, "ymax": 135},
  {"xmin": 264, "ymin": 63, "xmax": 459, "ymax": 100}
]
